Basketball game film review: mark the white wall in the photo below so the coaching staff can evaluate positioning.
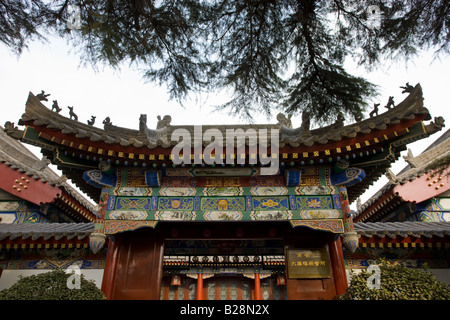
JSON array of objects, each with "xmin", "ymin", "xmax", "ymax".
[{"xmin": 430, "ymin": 269, "xmax": 450, "ymax": 286}]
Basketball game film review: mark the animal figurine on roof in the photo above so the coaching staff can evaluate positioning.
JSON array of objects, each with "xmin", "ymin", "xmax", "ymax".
[
  {"xmin": 68, "ymin": 106, "xmax": 78, "ymax": 121},
  {"xmin": 139, "ymin": 114, "xmax": 147, "ymax": 132},
  {"xmin": 36, "ymin": 90, "xmax": 50, "ymax": 101},
  {"xmin": 353, "ymin": 111, "xmax": 363, "ymax": 122},
  {"xmin": 277, "ymin": 113, "xmax": 293, "ymax": 128},
  {"xmin": 51, "ymin": 100, "xmax": 62, "ymax": 113},
  {"xmin": 87, "ymin": 116, "xmax": 96, "ymax": 126},
  {"xmin": 300, "ymin": 111, "xmax": 311, "ymax": 134},
  {"xmin": 103, "ymin": 117, "xmax": 112, "ymax": 126},
  {"xmin": 384, "ymin": 96, "xmax": 395, "ymax": 110},
  {"xmin": 336, "ymin": 113, "xmax": 344, "ymax": 127},
  {"xmin": 400, "ymin": 82, "xmax": 414, "ymax": 94},
  {"xmin": 156, "ymin": 115, "xmax": 172, "ymax": 129},
  {"xmin": 369, "ymin": 103, "xmax": 380, "ymax": 118}
]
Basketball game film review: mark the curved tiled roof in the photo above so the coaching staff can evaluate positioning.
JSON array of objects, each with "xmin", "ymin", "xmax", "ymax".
[
  {"xmin": 1, "ymin": 221, "xmax": 448, "ymax": 244},
  {"xmin": 355, "ymin": 128, "xmax": 450, "ymax": 221},
  {"xmin": 6, "ymin": 83, "xmax": 444, "ymax": 204},
  {"xmin": 0, "ymin": 222, "xmax": 95, "ymax": 241},
  {"xmin": 354, "ymin": 221, "xmax": 450, "ymax": 238},
  {"xmin": 0, "ymin": 126, "xmax": 97, "ymax": 218},
  {"xmin": 18, "ymin": 84, "xmax": 431, "ymax": 149}
]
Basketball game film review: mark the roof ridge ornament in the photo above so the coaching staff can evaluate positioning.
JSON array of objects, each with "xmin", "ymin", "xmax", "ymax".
[
  {"xmin": 3, "ymin": 121, "xmax": 23, "ymax": 139},
  {"xmin": 400, "ymin": 82, "xmax": 414, "ymax": 94},
  {"xmin": 51, "ymin": 100, "xmax": 62, "ymax": 113},
  {"xmin": 369, "ymin": 103, "xmax": 380, "ymax": 118},
  {"xmin": 425, "ymin": 116, "xmax": 445, "ymax": 135},
  {"xmin": 384, "ymin": 96, "xmax": 395, "ymax": 110},
  {"xmin": 67, "ymin": 106, "xmax": 78, "ymax": 121},
  {"xmin": 31, "ymin": 155, "xmax": 51, "ymax": 171},
  {"xmin": 403, "ymin": 149, "xmax": 417, "ymax": 168},
  {"xmin": 36, "ymin": 90, "xmax": 50, "ymax": 101},
  {"xmin": 385, "ymin": 168, "xmax": 400, "ymax": 184},
  {"xmin": 52, "ymin": 174, "xmax": 67, "ymax": 186},
  {"xmin": 156, "ymin": 115, "xmax": 172, "ymax": 129},
  {"xmin": 276, "ymin": 113, "xmax": 292, "ymax": 129},
  {"xmin": 87, "ymin": 116, "xmax": 96, "ymax": 126},
  {"xmin": 300, "ymin": 111, "xmax": 310, "ymax": 135},
  {"xmin": 103, "ymin": 116, "xmax": 113, "ymax": 131}
]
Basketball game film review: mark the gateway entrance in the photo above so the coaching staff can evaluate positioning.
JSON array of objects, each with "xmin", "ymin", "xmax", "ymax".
[
  {"xmin": 161, "ymin": 239, "xmax": 287, "ymax": 300},
  {"xmin": 101, "ymin": 222, "xmax": 347, "ymax": 300}
]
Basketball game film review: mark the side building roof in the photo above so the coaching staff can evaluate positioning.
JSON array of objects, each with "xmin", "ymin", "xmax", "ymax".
[
  {"xmin": 0, "ymin": 125, "xmax": 98, "ymax": 222},
  {"xmin": 355, "ymin": 128, "xmax": 449, "ymax": 222},
  {"xmin": 0, "ymin": 222, "xmax": 94, "ymax": 250}
]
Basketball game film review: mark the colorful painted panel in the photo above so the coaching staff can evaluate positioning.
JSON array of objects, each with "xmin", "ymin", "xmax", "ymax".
[
  {"xmin": 299, "ymin": 167, "xmax": 331, "ymax": 186},
  {"xmin": 438, "ymin": 198, "xmax": 450, "ymax": 210},
  {"xmin": 201, "ymin": 198, "xmax": 245, "ymax": 211},
  {"xmin": 124, "ymin": 168, "xmax": 147, "ymax": 187},
  {"xmin": 109, "ymin": 210, "xmax": 148, "ymax": 220},
  {"xmin": 202, "ymin": 187, "xmax": 243, "ymax": 196},
  {"xmin": 203, "ymin": 211, "xmax": 243, "ymax": 221},
  {"xmin": 158, "ymin": 197, "xmax": 194, "ymax": 210},
  {"xmin": 0, "ymin": 212, "xmax": 18, "ymax": 223},
  {"xmin": 162, "ymin": 177, "xmax": 197, "ymax": 188},
  {"xmin": 249, "ymin": 176, "xmax": 285, "ymax": 187},
  {"xmin": 332, "ymin": 194, "xmax": 342, "ymax": 209},
  {"xmin": 155, "ymin": 211, "xmax": 196, "ymax": 221},
  {"xmin": 252, "ymin": 197, "xmax": 289, "ymax": 210},
  {"xmin": 296, "ymin": 196, "xmax": 333, "ymax": 210},
  {"xmin": 298, "ymin": 209, "xmax": 342, "ymax": 219},
  {"xmin": 290, "ymin": 219, "xmax": 344, "ymax": 233},
  {"xmin": 295, "ymin": 186, "xmax": 338, "ymax": 195},
  {"xmin": 250, "ymin": 210, "xmax": 292, "ymax": 220},
  {"xmin": 114, "ymin": 187, "xmax": 151, "ymax": 196},
  {"xmin": 250, "ymin": 187, "xmax": 288, "ymax": 196},
  {"xmin": 105, "ymin": 220, "xmax": 158, "ymax": 234},
  {"xmin": 418, "ymin": 211, "xmax": 450, "ymax": 222},
  {"xmin": 115, "ymin": 197, "xmax": 152, "ymax": 210},
  {"xmin": 0, "ymin": 201, "xmax": 21, "ymax": 211},
  {"xmin": 160, "ymin": 187, "xmax": 196, "ymax": 197}
]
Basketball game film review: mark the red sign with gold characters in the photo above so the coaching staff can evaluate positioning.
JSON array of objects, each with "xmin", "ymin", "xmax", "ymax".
[{"xmin": 287, "ymin": 246, "xmax": 331, "ymax": 279}]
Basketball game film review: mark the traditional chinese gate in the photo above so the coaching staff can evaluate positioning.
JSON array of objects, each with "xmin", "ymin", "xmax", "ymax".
[
  {"xmin": 102, "ymin": 221, "xmax": 347, "ymax": 300},
  {"xmin": 161, "ymin": 275, "xmax": 287, "ymax": 300}
]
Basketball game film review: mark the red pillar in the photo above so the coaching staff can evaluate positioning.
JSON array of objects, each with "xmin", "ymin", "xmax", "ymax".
[
  {"xmin": 254, "ymin": 273, "xmax": 261, "ymax": 300},
  {"xmin": 101, "ymin": 236, "xmax": 120, "ymax": 300},
  {"xmin": 197, "ymin": 273, "xmax": 204, "ymax": 300},
  {"xmin": 329, "ymin": 235, "xmax": 348, "ymax": 296}
]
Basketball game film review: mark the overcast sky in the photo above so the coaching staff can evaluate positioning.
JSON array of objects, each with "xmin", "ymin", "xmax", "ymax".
[{"xmin": 0, "ymin": 34, "xmax": 448, "ymax": 208}]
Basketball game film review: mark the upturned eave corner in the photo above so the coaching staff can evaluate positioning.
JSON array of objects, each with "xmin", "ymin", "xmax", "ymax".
[{"xmin": 3, "ymin": 121, "xmax": 24, "ymax": 140}]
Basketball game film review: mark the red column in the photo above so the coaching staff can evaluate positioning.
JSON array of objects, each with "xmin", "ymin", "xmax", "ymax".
[
  {"xmin": 254, "ymin": 273, "xmax": 261, "ymax": 300},
  {"xmin": 101, "ymin": 236, "xmax": 120, "ymax": 300},
  {"xmin": 197, "ymin": 273, "xmax": 204, "ymax": 300},
  {"xmin": 329, "ymin": 235, "xmax": 348, "ymax": 296}
]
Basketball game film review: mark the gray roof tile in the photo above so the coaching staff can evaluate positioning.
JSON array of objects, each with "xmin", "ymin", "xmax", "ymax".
[
  {"xmin": 0, "ymin": 222, "xmax": 95, "ymax": 240},
  {"xmin": 354, "ymin": 221, "xmax": 450, "ymax": 238}
]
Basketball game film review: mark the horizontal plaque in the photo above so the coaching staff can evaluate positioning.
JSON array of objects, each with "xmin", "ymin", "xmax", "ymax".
[{"xmin": 287, "ymin": 246, "xmax": 331, "ymax": 279}]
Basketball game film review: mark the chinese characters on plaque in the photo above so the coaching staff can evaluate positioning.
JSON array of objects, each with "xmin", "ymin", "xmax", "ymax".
[{"xmin": 287, "ymin": 246, "xmax": 331, "ymax": 279}]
